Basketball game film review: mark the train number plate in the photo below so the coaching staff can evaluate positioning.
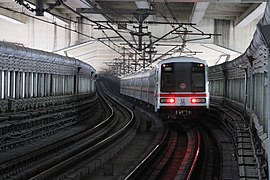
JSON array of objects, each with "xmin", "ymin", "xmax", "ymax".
[{"xmin": 180, "ymin": 99, "xmax": 185, "ymax": 106}]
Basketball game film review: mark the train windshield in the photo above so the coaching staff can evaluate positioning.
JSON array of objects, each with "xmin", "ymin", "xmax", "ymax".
[{"xmin": 161, "ymin": 62, "xmax": 205, "ymax": 92}]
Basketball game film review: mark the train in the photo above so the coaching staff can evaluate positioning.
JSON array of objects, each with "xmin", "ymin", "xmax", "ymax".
[{"xmin": 120, "ymin": 56, "xmax": 209, "ymax": 119}]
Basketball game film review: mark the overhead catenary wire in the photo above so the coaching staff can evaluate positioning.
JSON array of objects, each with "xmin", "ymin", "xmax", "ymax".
[
  {"xmin": 0, "ymin": 5, "xmax": 126, "ymax": 56},
  {"xmin": 3, "ymin": 0, "xmax": 222, "ymax": 73},
  {"xmin": 48, "ymin": 0, "xmax": 193, "ymax": 58},
  {"xmin": 79, "ymin": 0, "xmax": 133, "ymax": 22},
  {"xmin": 69, "ymin": 0, "xmax": 143, "ymax": 56}
]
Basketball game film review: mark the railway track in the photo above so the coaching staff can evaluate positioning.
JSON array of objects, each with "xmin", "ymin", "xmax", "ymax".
[
  {"xmin": 99, "ymin": 76, "xmax": 221, "ymax": 179},
  {"xmin": 0, "ymin": 84, "xmax": 137, "ymax": 180},
  {"xmin": 124, "ymin": 121, "xmax": 220, "ymax": 180},
  {"xmin": 0, "ymin": 94, "xmax": 98, "ymax": 151}
]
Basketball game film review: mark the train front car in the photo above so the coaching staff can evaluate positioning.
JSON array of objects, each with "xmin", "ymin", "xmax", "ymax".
[{"xmin": 156, "ymin": 57, "xmax": 209, "ymax": 120}]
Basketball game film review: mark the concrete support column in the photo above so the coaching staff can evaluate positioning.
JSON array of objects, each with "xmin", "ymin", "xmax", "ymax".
[
  {"xmin": 77, "ymin": 17, "xmax": 83, "ymax": 43},
  {"xmin": 65, "ymin": 76, "xmax": 68, "ymax": 94},
  {"xmin": 50, "ymin": 74, "xmax": 53, "ymax": 96},
  {"xmin": 4, "ymin": 71, "xmax": 8, "ymax": 100},
  {"xmin": 63, "ymin": 75, "xmax": 66, "ymax": 95},
  {"xmin": 47, "ymin": 74, "xmax": 51, "ymax": 96},
  {"xmin": 75, "ymin": 68, "xmax": 80, "ymax": 95},
  {"xmin": 18, "ymin": 72, "xmax": 23, "ymax": 98},
  {"xmin": 78, "ymin": 77, "xmax": 80, "ymax": 94},
  {"xmin": 55, "ymin": 75, "xmax": 59, "ymax": 95},
  {"xmin": 9, "ymin": 71, "xmax": 14, "ymax": 98},
  {"xmin": 44, "ymin": 73, "xmax": 47, "ymax": 96},
  {"xmin": 68, "ymin": 75, "xmax": 70, "ymax": 94},
  {"xmin": 82, "ymin": 77, "xmax": 84, "ymax": 93},
  {"xmin": 66, "ymin": 76, "xmax": 68, "ymax": 94},
  {"xmin": 29, "ymin": 72, "xmax": 33, "ymax": 98},
  {"xmin": 30, "ymin": 73, "xmax": 33, "ymax": 97},
  {"xmin": 61, "ymin": 75, "xmax": 64, "ymax": 95},
  {"xmin": 88, "ymin": 78, "xmax": 90, "ymax": 93},
  {"xmin": 32, "ymin": 73, "xmax": 34, "ymax": 97},
  {"xmin": 81, "ymin": 77, "xmax": 83, "ymax": 93},
  {"xmin": 64, "ymin": 75, "xmax": 68, "ymax": 94},
  {"xmin": 37, "ymin": 73, "xmax": 41, "ymax": 97},
  {"xmin": 80, "ymin": 77, "xmax": 82, "ymax": 93},
  {"xmin": 56, "ymin": 75, "xmax": 59, "ymax": 95},
  {"xmin": 15, "ymin": 71, "xmax": 20, "ymax": 99},
  {"xmin": 90, "ymin": 76, "xmax": 92, "ymax": 93},
  {"xmin": 33, "ymin": 72, "xmax": 37, "ymax": 97},
  {"xmin": 25, "ymin": 72, "xmax": 29, "ymax": 98},
  {"xmin": 86, "ymin": 77, "xmax": 88, "ymax": 93},
  {"xmin": 52, "ymin": 75, "xmax": 56, "ymax": 96},
  {"xmin": 59, "ymin": 75, "xmax": 62, "ymax": 95},
  {"xmin": 72, "ymin": 76, "xmax": 75, "ymax": 94},
  {"xmin": 28, "ymin": 72, "xmax": 31, "ymax": 98},
  {"xmin": 48, "ymin": 74, "xmax": 51, "ymax": 96},
  {"xmin": 73, "ymin": 75, "xmax": 76, "ymax": 95},
  {"xmin": 40, "ymin": 73, "xmax": 44, "ymax": 97},
  {"xmin": 58, "ymin": 75, "xmax": 61, "ymax": 95},
  {"xmin": 244, "ymin": 69, "xmax": 248, "ymax": 121},
  {"xmin": 85, "ymin": 78, "xmax": 87, "ymax": 93},
  {"xmin": 20, "ymin": 72, "xmax": 24, "ymax": 98},
  {"xmin": 222, "ymin": 70, "xmax": 227, "ymax": 104},
  {"xmin": 80, "ymin": 77, "xmax": 82, "ymax": 94}
]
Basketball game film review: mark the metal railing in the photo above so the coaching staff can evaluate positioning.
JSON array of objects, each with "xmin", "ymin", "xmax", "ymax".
[{"xmin": 0, "ymin": 41, "xmax": 96, "ymax": 113}]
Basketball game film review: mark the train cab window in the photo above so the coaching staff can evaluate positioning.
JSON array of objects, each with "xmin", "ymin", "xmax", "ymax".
[
  {"xmin": 161, "ymin": 63, "xmax": 175, "ymax": 92},
  {"xmin": 161, "ymin": 62, "xmax": 205, "ymax": 92},
  {"xmin": 191, "ymin": 63, "xmax": 205, "ymax": 92}
]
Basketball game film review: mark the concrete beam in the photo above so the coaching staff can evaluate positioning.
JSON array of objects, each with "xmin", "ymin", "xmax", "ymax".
[
  {"xmin": 135, "ymin": 0, "xmax": 155, "ymax": 21},
  {"xmin": 44, "ymin": 0, "xmax": 59, "ymax": 3},
  {"xmin": 235, "ymin": 2, "xmax": 266, "ymax": 28},
  {"xmin": 0, "ymin": 7, "xmax": 26, "ymax": 24},
  {"xmin": 82, "ymin": 0, "xmax": 114, "ymax": 21},
  {"xmin": 135, "ymin": 1, "xmax": 149, "ymax": 9},
  {"xmin": 100, "ymin": 0, "xmax": 264, "ymax": 2},
  {"xmin": 190, "ymin": 2, "xmax": 209, "ymax": 24},
  {"xmin": 77, "ymin": 8, "xmax": 139, "ymax": 14}
]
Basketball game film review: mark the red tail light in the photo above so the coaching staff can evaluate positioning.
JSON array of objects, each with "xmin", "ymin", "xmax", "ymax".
[
  {"xmin": 191, "ymin": 98, "xmax": 206, "ymax": 104},
  {"xmin": 191, "ymin": 98, "xmax": 197, "ymax": 103},
  {"xmin": 160, "ymin": 98, "xmax": 175, "ymax": 103}
]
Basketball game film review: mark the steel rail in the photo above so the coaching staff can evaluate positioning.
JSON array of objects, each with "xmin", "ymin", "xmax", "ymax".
[
  {"xmin": 28, "ymin": 87, "xmax": 135, "ymax": 179},
  {"xmin": 187, "ymin": 127, "xmax": 201, "ymax": 179},
  {"xmin": 124, "ymin": 121, "xmax": 202, "ymax": 179},
  {"xmin": 0, "ymin": 95, "xmax": 98, "ymax": 151},
  {"xmin": 124, "ymin": 126, "xmax": 170, "ymax": 180},
  {"xmin": 0, "ymin": 93, "xmax": 113, "ymax": 179}
]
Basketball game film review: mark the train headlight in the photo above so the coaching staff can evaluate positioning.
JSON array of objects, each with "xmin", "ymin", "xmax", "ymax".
[
  {"xmin": 190, "ymin": 98, "xmax": 206, "ymax": 103},
  {"xmin": 160, "ymin": 98, "xmax": 175, "ymax": 103}
]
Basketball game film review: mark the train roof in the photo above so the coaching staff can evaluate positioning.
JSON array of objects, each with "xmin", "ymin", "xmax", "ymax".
[
  {"xmin": 121, "ymin": 56, "xmax": 206, "ymax": 80},
  {"xmin": 157, "ymin": 56, "xmax": 207, "ymax": 65},
  {"xmin": 120, "ymin": 68, "xmax": 151, "ymax": 80}
]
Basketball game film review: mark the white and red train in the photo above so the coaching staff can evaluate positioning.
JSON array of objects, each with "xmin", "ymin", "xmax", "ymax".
[{"xmin": 120, "ymin": 56, "xmax": 209, "ymax": 119}]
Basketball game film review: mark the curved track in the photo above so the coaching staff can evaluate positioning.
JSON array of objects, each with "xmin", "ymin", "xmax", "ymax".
[
  {"xmin": 124, "ymin": 121, "xmax": 220, "ymax": 180},
  {"xmin": 0, "ymin": 84, "xmax": 136, "ymax": 180}
]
